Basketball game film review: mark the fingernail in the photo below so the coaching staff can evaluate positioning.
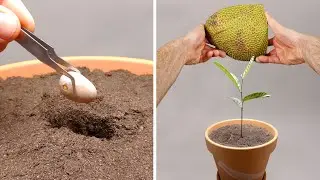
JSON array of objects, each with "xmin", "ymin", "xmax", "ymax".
[
  {"xmin": 0, "ymin": 12, "xmax": 19, "ymax": 41},
  {"xmin": 255, "ymin": 57, "xmax": 261, "ymax": 62}
]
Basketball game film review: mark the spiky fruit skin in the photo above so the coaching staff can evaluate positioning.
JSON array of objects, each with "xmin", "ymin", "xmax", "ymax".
[{"xmin": 205, "ymin": 4, "xmax": 268, "ymax": 61}]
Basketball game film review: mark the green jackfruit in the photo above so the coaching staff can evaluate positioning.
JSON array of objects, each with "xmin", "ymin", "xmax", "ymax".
[{"xmin": 205, "ymin": 4, "xmax": 268, "ymax": 61}]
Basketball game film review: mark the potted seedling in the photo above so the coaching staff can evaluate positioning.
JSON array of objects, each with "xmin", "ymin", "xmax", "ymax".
[{"xmin": 205, "ymin": 56, "xmax": 278, "ymax": 180}]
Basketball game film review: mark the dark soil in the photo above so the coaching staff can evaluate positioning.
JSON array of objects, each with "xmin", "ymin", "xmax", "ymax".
[
  {"xmin": 209, "ymin": 124, "xmax": 273, "ymax": 147},
  {"xmin": 0, "ymin": 67, "xmax": 153, "ymax": 180}
]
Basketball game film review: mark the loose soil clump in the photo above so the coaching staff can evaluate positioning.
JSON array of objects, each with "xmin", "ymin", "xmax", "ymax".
[
  {"xmin": 0, "ymin": 67, "xmax": 152, "ymax": 180},
  {"xmin": 209, "ymin": 124, "xmax": 273, "ymax": 147}
]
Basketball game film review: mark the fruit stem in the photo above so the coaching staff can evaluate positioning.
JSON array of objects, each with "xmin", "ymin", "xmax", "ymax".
[{"xmin": 240, "ymin": 78, "xmax": 244, "ymax": 138}]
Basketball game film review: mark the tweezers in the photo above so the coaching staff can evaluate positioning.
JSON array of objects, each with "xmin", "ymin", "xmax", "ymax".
[{"xmin": 15, "ymin": 27, "xmax": 79, "ymax": 83}]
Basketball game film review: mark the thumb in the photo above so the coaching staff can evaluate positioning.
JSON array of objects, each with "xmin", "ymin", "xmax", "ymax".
[
  {"xmin": 0, "ymin": 10, "xmax": 20, "ymax": 42},
  {"xmin": 184, "ymin": 24, "xmax": 205, "ymax": 48},
  {"xmin": 265, "ymin": 12, "xmax": 285, "ymax": 35}
]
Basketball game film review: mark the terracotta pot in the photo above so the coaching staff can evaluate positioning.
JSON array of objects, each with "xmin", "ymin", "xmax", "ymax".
[
  {"xmin": 205, "ymin": 119, "xmax": 278, "ymax": 180},
  {"xmin": 0, "ymin": 56, "xmax": 153, "ymax": 79}
]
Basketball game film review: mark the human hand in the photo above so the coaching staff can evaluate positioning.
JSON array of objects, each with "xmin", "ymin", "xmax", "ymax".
[
  {"xmin": 182, "ymin": 24, "xmax": 226, "ymax": 65},
  {"xmin": 256, "ymin": 12, "xmax": 305, "ymax": 65},
  {"xmin": 0, "ymin": 0, "xmax": 35, "ymax": 52}
]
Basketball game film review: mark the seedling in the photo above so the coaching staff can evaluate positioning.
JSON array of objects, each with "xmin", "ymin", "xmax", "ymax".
[{"xmin": 214, "ymin": 56, "xmax": 270, "ymax": 138}]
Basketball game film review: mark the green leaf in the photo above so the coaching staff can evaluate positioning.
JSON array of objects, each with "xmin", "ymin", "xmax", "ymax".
[
  {"xmin": 243, "ymin": 92, "xmax": 271, "ymax": 102},
  {"xmin": 241, "ymin": 56, "xmax": 255, "ymax": 79},
  {"xmin": 230, "ymin": 73, "xmax": 240, "ymax": 87},
  {"xmin": 230, "ymin": 97, "xmax": 242, "ymax": 108},
  {"xmin": 214, "ymin": 61, "xmax": 240, "ymax": 91}
]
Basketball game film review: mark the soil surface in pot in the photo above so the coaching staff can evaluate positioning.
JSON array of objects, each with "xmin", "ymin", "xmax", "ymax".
[
  {"xmin": 0, "ymin": 67, "xmax": 152, "ymax": 180},
  {"xmin": 209, "ymin": 124, "xmax": 273, "ymax": 147}
]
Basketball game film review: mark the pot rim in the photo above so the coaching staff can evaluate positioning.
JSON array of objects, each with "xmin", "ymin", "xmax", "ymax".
[
  {"xmin": 205, "ymin": 119, "xmax": 278, "ymax": 151},
  {"xmin": 0, "ymin": 56, "xmax": 153, "ymax": 71}
]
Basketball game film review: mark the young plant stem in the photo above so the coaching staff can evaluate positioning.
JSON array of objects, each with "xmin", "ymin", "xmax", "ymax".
[{"xmin": 240, "ymin": 78, "xmax": 244, "ymax": 138}]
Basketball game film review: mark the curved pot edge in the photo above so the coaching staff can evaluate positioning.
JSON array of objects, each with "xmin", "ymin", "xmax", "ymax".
[
  {"xmin": 0, "ymin": 56, "xmax": 153, "ymax": 71},
  {"xmin": 0, "ymin": 56, "xmax": 153, "ymax": 79},
  {"xmin": 217, "ymin": 171, "xmax": 267, "ymax": 180},
  {"xmin": 205, "ymin": 119, "xmax": 278, "ymax": 151}
]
